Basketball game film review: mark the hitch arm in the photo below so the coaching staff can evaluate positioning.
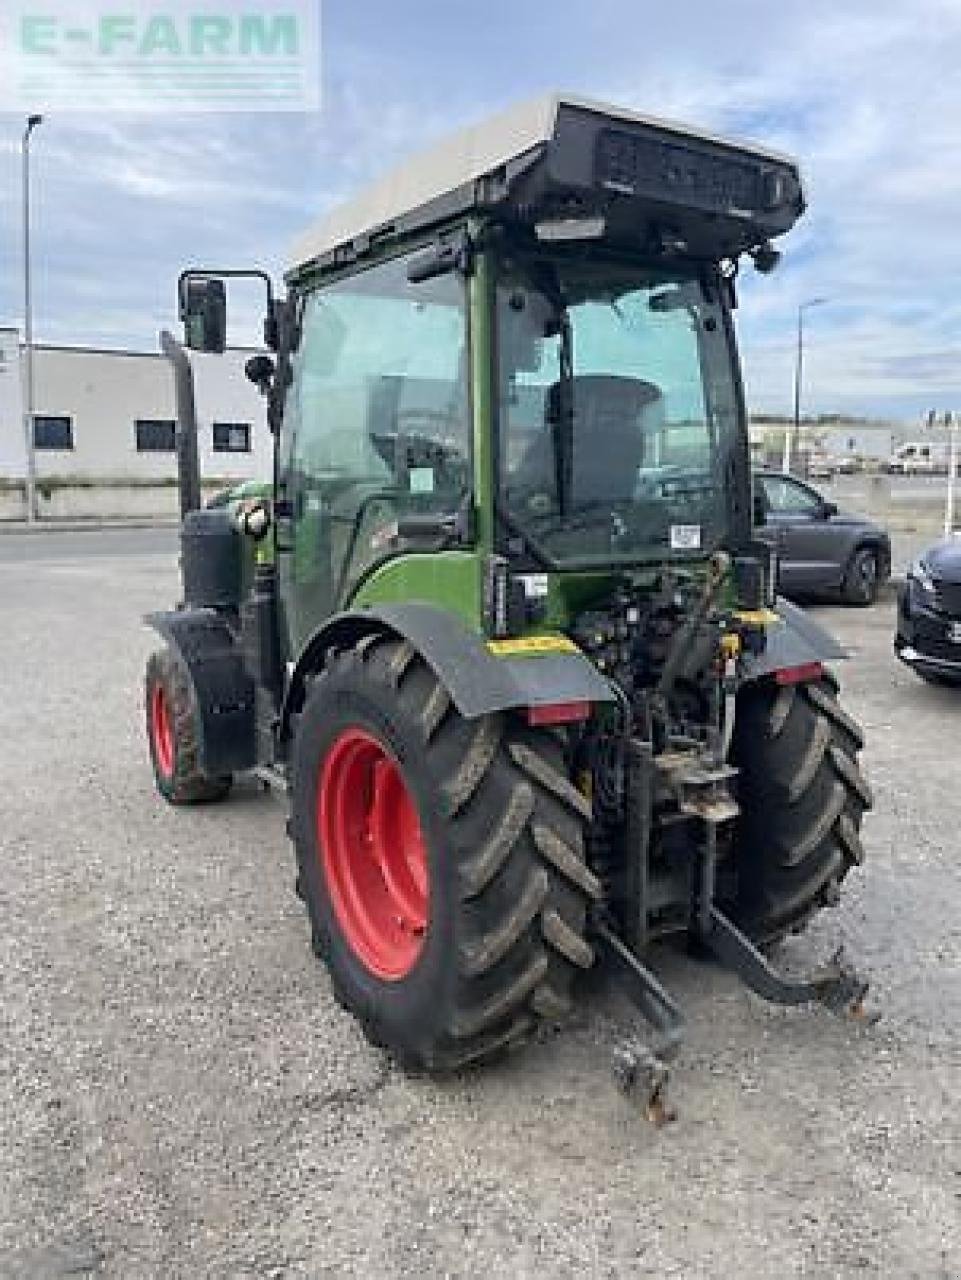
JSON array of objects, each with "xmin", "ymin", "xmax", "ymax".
[
  {"xmin": 704, "ymin": 906, "xmax": 875, "ymax": 1021},
  {"xmin": 593, "ymin": 916, "xmax": 685, "ymax": 1124},
  {"xmin": 594, "ymin": 917, "xmax": 685, "ymax": 1046}
]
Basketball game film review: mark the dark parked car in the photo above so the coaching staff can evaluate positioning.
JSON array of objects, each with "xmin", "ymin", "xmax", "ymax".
[
  {"xmin": 754, "ymin": 470, "xmax": 891, "ymax": 605},
  {"xmin": 895, "ymin": 538, "xmax": 961, "ymax": 684}
]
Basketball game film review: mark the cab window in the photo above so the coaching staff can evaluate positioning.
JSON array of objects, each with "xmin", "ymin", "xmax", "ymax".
[{"xmin": 282, "ymin": 248, "xmax": 469, "ymax": 641}]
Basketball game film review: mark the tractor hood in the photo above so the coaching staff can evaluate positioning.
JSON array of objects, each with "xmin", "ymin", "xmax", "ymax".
[{"xmin": 289, "ymin": 93, "xmax": 805, "ymax": 278}]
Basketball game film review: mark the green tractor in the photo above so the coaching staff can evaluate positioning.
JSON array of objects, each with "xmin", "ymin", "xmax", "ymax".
[{"xmin": 146, "ymin": 95, "xmax": 872, "ymax": 1101}]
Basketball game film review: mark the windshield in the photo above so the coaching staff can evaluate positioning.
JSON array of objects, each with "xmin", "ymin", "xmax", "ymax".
[{"xmin": 496, "ymin": 251, "xmax": 742, "ymax": 566}]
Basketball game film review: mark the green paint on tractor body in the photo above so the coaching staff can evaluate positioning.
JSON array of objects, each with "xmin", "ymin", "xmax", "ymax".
[{"xmin": 349, "ymin": 551, "xmax": 485, "ymax": 631}]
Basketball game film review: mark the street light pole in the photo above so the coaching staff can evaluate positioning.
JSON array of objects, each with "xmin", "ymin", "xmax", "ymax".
[
  {"xmin": 945, "ymin": 412, "xmax": 958, "ymax": 538},
  {"xmin": 22, "ymin": 113, "xmax": 43, "ymax": 524},
  {"xmin": 784, "ymin": 296, "xmax": 828, "ymax": 473}
]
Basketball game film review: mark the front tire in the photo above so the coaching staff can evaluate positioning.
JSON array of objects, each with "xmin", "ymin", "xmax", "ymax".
[
  {"xmin": 290, "ymin": 636, "xmax": 599, "ymax": 1072},
  {"xmin": 145, "ymin": 648, "xmax": 232, "ymax": 804},
  {"xmin": 730, "ymin": 672, "xmax": 871, "ymax": 943}
]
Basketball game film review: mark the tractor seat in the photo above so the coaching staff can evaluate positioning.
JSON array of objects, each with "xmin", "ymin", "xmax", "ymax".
[{"xmin": 512, "ymin": 374, "xmax": 662, "ymax": 506}]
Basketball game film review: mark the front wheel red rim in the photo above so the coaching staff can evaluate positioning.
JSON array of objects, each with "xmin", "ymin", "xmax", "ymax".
[
  {"xmin": 317, "ymin": 728, "xmax": 430, "ymax": 980},
  {"xmin": 150, "ymin": 684, "xmax": 175, "ymax": 779}
]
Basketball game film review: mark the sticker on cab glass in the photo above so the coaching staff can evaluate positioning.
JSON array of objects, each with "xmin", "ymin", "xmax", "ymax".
[
  {"xmin": 409, "ymin": 467, "xmax": 435, "ymax": 494},
  {"xmin": 670, "ymin": 524, "xmax": 702, "ymax": 551},
  {"xmin": 519, "ymin": 573, "xmax": 549, "ymax": 598}
]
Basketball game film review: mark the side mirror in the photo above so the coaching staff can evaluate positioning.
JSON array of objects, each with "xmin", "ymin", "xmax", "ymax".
[
  {"xmin": 820, "ymin": 500, "xmax": 838, "ymax": 519},
  {"xmin": 180, "ymin": 277, "xmax": 226, "ymax": 353},
  {"xmin": 245, "ymin": 353, "xmax": 275, "ymax": 394},
  {"xmin": 752, "ymin": 492, "xmax": 766, "ymax": 526}
]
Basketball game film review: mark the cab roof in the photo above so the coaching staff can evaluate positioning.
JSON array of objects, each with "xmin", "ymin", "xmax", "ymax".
[{"xmin": 288, "ymin": 93, "xmax": 805, "ymax": 278}]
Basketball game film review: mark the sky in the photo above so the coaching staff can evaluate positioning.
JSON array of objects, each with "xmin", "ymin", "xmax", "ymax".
[{"xmin": 1, "ymin": 0, "xmax": 961, "ymax": 422}]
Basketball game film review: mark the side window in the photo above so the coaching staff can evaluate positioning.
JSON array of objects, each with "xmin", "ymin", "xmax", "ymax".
[
  {"xmin": 135, "ymin": 419, "xmax": 176, "ymax": 452},
  {"xmin": 213, "ymin": 422, "xmax": 252, "ymax": 453},
  {"xmin": 290, "ymin": 252, "xmax": 468, "ymax": 503},
  {"xmin": 283, "ymin": 248, "xmax": 469, "ymax": 620},
  {"xmin": 763, "ymin": 476, "xmax": 822, "ymax": 517},
  {"xmin": 33, "ymin": 415, "xmax": 73, "ymax": 450}
]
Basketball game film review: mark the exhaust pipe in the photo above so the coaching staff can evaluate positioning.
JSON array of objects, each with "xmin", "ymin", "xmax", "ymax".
[{"xmin": 160, "ymin": 329, "xmax": 201, "ymax": 518}]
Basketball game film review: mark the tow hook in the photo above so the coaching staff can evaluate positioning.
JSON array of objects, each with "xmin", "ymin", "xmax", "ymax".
[{"xmin": 611, "ymin": 1040, "xmax": 677, "ymax": 1127}]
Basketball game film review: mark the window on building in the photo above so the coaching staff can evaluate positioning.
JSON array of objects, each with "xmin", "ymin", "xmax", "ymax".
[
  {"xmin": 33, "ymin": 415, "xmax": 73, "ymax": 450},
  {"xmin": 213, "ymin": 421, "xmax": 252, "ymax": 453},
  {"xmin": 135, "ymin": 419, "xmax": 177, "ymax": 452}
]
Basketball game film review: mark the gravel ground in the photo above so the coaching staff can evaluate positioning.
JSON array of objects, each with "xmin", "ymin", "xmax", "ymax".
[{"xmin": 0, "ymin": 534, "xmax": 958, "ymax": 1278}]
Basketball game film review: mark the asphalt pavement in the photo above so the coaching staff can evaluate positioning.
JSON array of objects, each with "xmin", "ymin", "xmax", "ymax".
[
  {"xmin": 0, "ymin": 527, "xmax": 177, "ymax": 563},
  {"xmin": 0, "ymin": 531, "xmax": 958, "ymax": 1278}
]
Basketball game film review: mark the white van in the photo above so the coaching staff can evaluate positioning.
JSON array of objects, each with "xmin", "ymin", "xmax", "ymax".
[{"xmin": 887, "ymin": 441, "xmax": 951, "ymax": 475}]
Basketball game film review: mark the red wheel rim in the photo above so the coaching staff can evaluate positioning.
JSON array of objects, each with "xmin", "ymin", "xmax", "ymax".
[
  {"xmin": 318, "ymin": 728, "xmax": 430, "ymax": 980},
  {"xmin": 150, "ymin": 684, "xmax": 175, "ymax": 779}
]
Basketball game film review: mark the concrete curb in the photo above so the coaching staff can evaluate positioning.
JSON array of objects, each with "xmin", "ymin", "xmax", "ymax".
[{"xmin": 0, "ymin": 519, "xmax": 179, "ymax": 535}]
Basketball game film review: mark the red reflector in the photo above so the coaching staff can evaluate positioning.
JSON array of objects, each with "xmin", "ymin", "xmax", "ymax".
[
  {"xmin": 526, "ymin": 700, "xmax": 591, "ymax": 727},
  {"xmin": 774, "ymin": 661, "xmax": 824, "ymax": 686}
]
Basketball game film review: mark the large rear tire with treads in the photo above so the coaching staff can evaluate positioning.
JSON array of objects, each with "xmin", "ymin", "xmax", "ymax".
[
  {"xmin": 730, "ymin": 671, "xmax": 871, "ymax": 944},
  {"xmin": 290, "ymin": 635, "xmax": 599, "ymax": 1071}
]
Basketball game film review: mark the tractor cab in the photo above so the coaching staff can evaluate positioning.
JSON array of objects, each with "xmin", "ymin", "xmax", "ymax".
[{"xmin": 181, "ymin": 94, "xmax": 804, "ymax": 653}]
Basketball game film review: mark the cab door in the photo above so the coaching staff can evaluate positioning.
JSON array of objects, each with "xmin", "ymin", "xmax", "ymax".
[{"xmin": 276, "ymin": 247, "xmax": 472, "ymax": 661}]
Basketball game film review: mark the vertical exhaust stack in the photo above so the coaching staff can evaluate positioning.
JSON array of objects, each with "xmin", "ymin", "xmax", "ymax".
[{"xmin": 160, "ymin": 329, "xmax": 201, "ymax": 518}]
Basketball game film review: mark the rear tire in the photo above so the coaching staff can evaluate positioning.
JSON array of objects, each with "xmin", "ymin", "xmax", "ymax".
[
  {"xmin": 843, "ymin": 546, "xmax": 879, "ymax": 605},
  {"xmin": 145, "ymin": 648, "xmax": 232, "ymax": 804},
  {"xmin": 729, "ymin": 672, "xmax": 871, "ymax": 944},
  {"xmin": 290, "ymin": 635, "xmax": 599, "ymax": 1072}
]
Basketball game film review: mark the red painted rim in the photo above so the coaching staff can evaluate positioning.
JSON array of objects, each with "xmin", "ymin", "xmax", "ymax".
[
  {"xmin": 150, "ymin": 684, "xmax": 175, "ymax": 779},
  {"xmin": 318, "ymin": 728, "xmax": 430, "ymax": 981}
]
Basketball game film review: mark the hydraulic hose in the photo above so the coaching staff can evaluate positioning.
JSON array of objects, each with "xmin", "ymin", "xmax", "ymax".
[{"xmin": 655, "ymin": 551, "xmax": 731, "ymax": 701}]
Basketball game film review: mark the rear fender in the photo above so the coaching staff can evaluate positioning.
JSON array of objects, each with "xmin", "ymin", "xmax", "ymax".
[
  {"xmin": 145, "ymin": 609, "xmax": 257, "ymax": 774},
  {"xmin": 740, "ymin": 597, "xmax": 847, "ymax": 684},
  {"xmin": 280, "ymin": 602, "xmax": 614, "ymax": 742}
]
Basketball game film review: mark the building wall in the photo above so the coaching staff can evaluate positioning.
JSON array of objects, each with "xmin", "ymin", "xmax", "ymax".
[
  {"xmin": 749, "ymin": 419, "xmax": 902, "ymax": 465},
  {"xmin": 822, "ymin": 426, "xmax": 893, "ymax": 459},
  {"xmin": 0, "ymin": 328, "xmax": 26, "ymax": 477},
  {"xmin": 0, "ymin": 335, "xmax": 270, "ymax": 485}
]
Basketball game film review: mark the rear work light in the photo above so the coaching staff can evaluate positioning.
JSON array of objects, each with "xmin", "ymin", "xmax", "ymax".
[
  {"xmin": 774, "ymin": 661, "xmax": 824, "ymax": 686},
  {"xmin": 526, "ymin": 701, "xmax": 592, "ymax": 727}
]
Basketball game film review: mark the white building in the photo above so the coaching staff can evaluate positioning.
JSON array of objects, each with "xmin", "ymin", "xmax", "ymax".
[
  {"xmin": 0, "ymin": 327, "xmax": 270, "ymax": 518},
  {"xmin": 821, "ymin": 425, "xmax": 894, "ymax": 461}
]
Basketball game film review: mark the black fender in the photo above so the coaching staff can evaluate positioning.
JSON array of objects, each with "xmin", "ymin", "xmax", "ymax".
[
  {"xmin": 280, "ymin": 602, "xmax": 614, "ymax": 740},
  {"xmin": 740, "ymin": 596, "xmax": 847, "ymax": 683},
  {"xmin": 145, "ymin": 609, "xmax": 257, "ymax": 775}
]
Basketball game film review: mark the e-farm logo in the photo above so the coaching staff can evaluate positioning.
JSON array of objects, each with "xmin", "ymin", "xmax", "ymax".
[{"xmin": 1, "ymin": 2, "xmax": 320, "ymax": 112}]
